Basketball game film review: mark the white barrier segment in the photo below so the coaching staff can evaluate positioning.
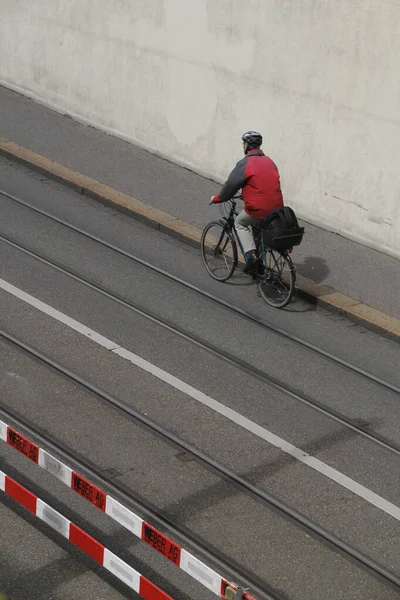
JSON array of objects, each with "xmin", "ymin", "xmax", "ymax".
[
  {"xmin": 103, "ymin": 548, "xmax": 140, "ymax": 591},
  {"xmin": 39, "ymin": 448, "xmax": 73, "ymax": 486},
  {"xmin": 105, "ymin": 496, "xmax": 143, "ymax": 537},
  {"xmin": 0, "ymin": 420, "xmax": 7, "ymax": 441},
  {"xmin": 36, "ymin": 498, "xmax": 71, "ymax": 538},
  {"xmin": 180, "ymin": 549, "xmax": 222, "ymax": 595},
  {"xmin": 0, "ymin": 470, "xmax": 5, "ymax": 491}
]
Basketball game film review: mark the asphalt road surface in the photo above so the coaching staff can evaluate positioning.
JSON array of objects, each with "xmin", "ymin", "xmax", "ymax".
[{"xmin": 0, "ymin": 157, "xmax": 399, "ymax": 600}]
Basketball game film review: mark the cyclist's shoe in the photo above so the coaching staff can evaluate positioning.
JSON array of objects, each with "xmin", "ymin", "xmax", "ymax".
[
  {"xmin": 251, "ymin": 260, "xmax": 265, "ymax": 280},
  {"xmin": 244, "ymin": 250, "xmax": 258, "ymax": 274}
]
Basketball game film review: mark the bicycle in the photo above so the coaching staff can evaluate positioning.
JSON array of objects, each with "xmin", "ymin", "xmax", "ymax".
[{"xmin": 200, "ymin": 195, "xmax": 304, "ymax": 308}]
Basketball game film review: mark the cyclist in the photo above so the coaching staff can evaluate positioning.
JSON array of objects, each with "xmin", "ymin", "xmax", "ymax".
[{"xmin": 211, "ymin": 131, "xmax": 284, "ymax": 274}]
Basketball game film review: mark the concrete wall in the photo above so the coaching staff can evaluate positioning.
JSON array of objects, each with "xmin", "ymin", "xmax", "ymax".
[{"xmin": 1, "ymin": 0, "xmax": 399, "ymax": 258}]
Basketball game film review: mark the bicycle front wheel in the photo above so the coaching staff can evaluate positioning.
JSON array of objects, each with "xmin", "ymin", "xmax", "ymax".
[
  {"xmin": 258, "ymin": 249, "xmax": 295, "ymax": 308},
  {"xmin": 201, "ymin": 221, "xmax": 238, "ymax": 281}
]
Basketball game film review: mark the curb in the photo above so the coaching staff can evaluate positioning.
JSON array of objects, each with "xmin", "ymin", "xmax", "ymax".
[{"xmin": 1, "ymin": 137, "xmax": 399, "ymax": 341}]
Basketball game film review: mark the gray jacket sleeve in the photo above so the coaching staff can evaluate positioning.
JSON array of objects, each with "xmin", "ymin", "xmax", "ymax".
[{"xmin": 216, "ymin": 157, "xmax": 248, "ymax": 203}]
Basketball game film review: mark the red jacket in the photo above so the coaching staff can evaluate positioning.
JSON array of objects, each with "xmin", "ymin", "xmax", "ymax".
[{"xmin": 213, "ymin": 149, "xmax": 283, "ymax": 219}]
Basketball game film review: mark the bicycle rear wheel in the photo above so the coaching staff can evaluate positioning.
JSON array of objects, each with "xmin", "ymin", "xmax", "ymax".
[
  {"xmin": 258, "ymin": 249, "xmax": 295, "ymax": 308},
  {"xmin": 201, "ymin": 221, "xmax": 238, "ymax": 281}
]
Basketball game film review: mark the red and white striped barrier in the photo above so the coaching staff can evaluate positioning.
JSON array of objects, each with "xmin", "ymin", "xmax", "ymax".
[
  {"xmin": 0, "ymin": 420, "xmax": 255, "ymax": 600},
  {"xmin": 0, "ymin": 469, "xmax": 174, "ymax": 600}
]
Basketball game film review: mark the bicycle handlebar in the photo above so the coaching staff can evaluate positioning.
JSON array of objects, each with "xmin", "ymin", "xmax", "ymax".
[{"xmin": 209, "ymin": 195, "xmax": 242, "ymax": 205}]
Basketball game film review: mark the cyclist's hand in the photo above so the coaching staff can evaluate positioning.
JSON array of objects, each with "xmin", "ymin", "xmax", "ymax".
[{"xmin": 210, "ymin": 195, "xmax": 220, "ymax": 204}]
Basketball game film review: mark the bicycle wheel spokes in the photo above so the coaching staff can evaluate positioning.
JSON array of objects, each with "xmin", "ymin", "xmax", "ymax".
[
  {"xmin": 258, "ymin": 250, "xmax": 295, "ymax": 308},
  {"xmin": 201, "ymin": 221, "xmax": 237, "ymax": 282}
]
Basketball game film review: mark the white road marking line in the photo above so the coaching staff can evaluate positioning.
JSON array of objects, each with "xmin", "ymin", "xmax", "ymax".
[{"xmin": 1, "ymin": 277, "xmax": 399, "ymax": 521}]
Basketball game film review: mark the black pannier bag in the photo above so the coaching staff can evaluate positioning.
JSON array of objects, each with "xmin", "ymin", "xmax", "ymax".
[{"xmin": 261, "ymin": 206, "xmax": 305, "ymax": 251}]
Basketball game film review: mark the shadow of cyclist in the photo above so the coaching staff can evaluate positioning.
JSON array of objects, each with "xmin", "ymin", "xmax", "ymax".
[{"xmin": 295, "ymin": 256, "xmax": 329, "ymax": 283}]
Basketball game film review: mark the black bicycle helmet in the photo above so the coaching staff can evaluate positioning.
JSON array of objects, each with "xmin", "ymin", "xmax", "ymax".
[{"xmin": 241, "ymin": 130, "xmax": 263, "ymax": 150}]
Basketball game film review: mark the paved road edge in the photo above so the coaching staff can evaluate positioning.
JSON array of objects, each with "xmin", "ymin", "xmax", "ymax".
[{"xmin": 1, "ymin": 137, "xmax": 399, "ymax": 341}]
